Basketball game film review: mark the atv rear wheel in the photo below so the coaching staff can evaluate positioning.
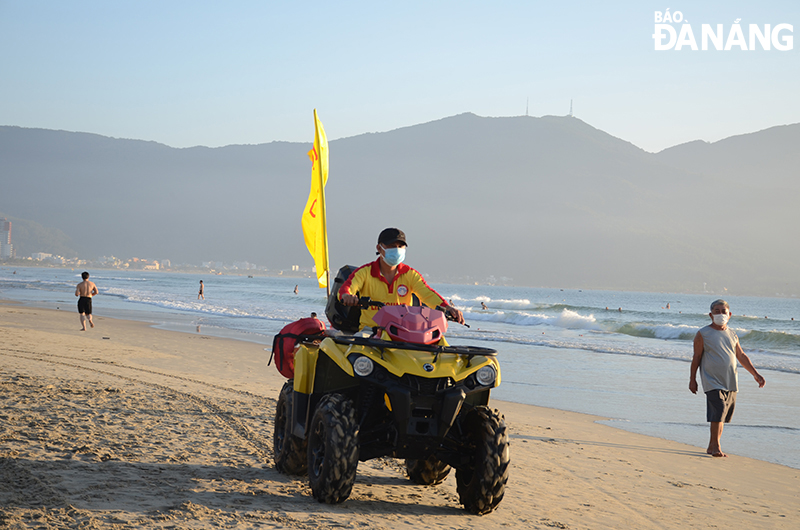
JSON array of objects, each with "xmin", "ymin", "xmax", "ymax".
[
  {"xmin": 406, "ymin": 455, "xmax": 451, "ymax": 485},
  {"xmin": 273, "ymin": 381, "xmax": 307, "ymax": 474},
  {"xmin": 455, "ymin": 406, "xmax": 510, "ymax": 515},
  {"xmin": 307, "ymin": 393, "xmax": 359, "ymax": 504}
]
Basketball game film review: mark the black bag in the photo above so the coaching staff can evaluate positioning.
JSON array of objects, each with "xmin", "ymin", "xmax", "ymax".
[{"xmin": 325, "ymin": 265, "xmax": 362, "ymax": 332}]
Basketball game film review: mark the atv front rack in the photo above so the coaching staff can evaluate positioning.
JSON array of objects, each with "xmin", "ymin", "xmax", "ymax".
[{"xmin": 329, "ymin": 335, "xmax": 497, "ymax": 357}]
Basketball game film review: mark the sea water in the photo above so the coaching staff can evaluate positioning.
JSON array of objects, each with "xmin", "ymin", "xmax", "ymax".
[{"xmin": 2, "ymin": 266, "xmax": 799, "ymax": 469}]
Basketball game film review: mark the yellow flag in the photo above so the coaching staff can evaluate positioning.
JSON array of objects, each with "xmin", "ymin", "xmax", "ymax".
[{"xmin": 301, "ymin": 109, "xmax": 330, "ymax": 289}]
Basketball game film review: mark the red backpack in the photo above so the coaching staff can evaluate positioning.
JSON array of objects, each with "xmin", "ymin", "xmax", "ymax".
[{"xmin": 269, "ymin": 317, "xmax": 327, "ymax": 378}]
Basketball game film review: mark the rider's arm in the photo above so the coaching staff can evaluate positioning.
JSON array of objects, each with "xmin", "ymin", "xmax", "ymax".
[
  {"xmin": 407, "ymin": 269, "xmax": 447, "ymax": 309},
  {"xmin": 405, "ymin": 269, "xmax": 464, "ymax": 323},
  {"xmin": 339, "ymin": 266, "xmax": 367, "ymax": 306}
]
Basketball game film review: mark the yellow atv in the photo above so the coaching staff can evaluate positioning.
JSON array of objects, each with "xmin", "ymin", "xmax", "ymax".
[{"xmin": 272, "ymin": 296, "xmax": 510, "ymax": 515}]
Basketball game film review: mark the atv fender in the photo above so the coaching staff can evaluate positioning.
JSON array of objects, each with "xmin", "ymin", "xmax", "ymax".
[
  {"xmin": 291, "ymin": 338, "xmax": 354, "ymax": 438},
  {"xmin": 293, "ymin": 339, "xmax": 353, "ymax": 395}
]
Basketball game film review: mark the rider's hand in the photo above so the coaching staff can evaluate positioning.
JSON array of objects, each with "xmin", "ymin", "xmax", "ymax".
[
  {"xmin": 341, "ymin": 293, "xmax": 359, "ymax": 306},
  {"xmin": 447, "ymin": 306, "xmax": 465, "ymax": 325}
]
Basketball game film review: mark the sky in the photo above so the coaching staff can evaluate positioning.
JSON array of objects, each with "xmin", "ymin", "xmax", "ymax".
[{"xmin": 1, "ymin": 1, "xmax": 798, "ymax": 153}]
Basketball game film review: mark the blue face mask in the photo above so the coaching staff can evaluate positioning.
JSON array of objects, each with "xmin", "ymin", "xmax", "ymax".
[{"xmin": 381, "ymin": 245, "xmax": 406, "ymax": 267}]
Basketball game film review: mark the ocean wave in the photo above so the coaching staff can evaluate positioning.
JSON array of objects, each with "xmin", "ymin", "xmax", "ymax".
[
  {"xmin": 445, "ymin": 327, "xmax": 800, "ymax": 375},
  {"xmin": 92, "ymin": 275, "xmax": 150, "ymax": 282},
  {"xmin": 464, "ymin": 308, "xmax": 601, "ymax": 330},
  {"xmin": 739, "ymin": 329, "xmax": 800, "ymax": 352},
  {"xmin": 0, "ymin": 277, "xmax": 74, "ymax": 287},
  {"xmin": 449, "ymin": 294, "xmax": 544, "ymax": 310},
  {"xmin": 102, "ymin": 287, "xmax": 297, "ymax": 322},
  {"xmin": 613, "ymin": 322, "xmax": 697, "ymax": 341}
]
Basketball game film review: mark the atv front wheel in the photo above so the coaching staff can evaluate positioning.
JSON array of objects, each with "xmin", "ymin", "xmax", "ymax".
[
  {"xmin": 307, "ymin": 393, "xmax": 359, "ymax": 504},
  {"xmin": 455, "ymin": 406, "xmax": 510, "ymax": 515},
  {"xmin": 273, "ymin": 381, "xmax": 307, "ymax": 474},
  {"xmin": 406, "ymin": 455, "xmax": 451, "ymax": 485}
]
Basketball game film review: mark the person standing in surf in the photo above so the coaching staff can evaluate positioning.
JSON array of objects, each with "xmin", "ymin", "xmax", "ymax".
[{"xmin": 689, "ymin": 299, "xmax": 765, "ymax": 458}]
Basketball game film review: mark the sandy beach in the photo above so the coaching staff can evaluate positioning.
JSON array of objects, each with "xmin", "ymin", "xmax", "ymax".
[{"xmin": 1, "ymin": 300, "xmax": 798, "ymax": 529}]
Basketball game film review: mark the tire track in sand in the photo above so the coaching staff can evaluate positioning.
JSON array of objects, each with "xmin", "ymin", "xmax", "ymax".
[{"xmin": 0, "ymin": 348, "xmax": 275, "ymax": 462}]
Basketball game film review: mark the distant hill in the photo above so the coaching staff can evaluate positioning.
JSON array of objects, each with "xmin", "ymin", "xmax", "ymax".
[
  {"xmin": 0, "ymin": 212, "xmax": 77, "ymax": 258},
  {"xmin": 655, "ymin": 124, "xmax": 800, "ymax": 190},
  {"xmin": 1, "ymin": 115, "xmax": 798, "ymax": 295}
]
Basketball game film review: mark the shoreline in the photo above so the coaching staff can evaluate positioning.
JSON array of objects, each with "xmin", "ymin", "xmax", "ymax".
[
  {"xmin": 2, "ymin": 297, "xmax": 797, "ymax": 460},
  {"xmin": 5, "ymin": 263, "xmax": 798, "ymax": 299},
  {"xmin": 2, "ymin": 301, "xmax": 799, "ymax": 528}
]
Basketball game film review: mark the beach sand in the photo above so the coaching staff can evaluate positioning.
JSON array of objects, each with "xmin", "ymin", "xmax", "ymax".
[{"xmin": 1, "ymin": 301, "xmax": 798, "ymax": 529}]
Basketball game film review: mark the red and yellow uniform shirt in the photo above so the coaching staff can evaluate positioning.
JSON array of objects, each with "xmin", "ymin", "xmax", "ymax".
[{"xmin": 339, "ymin": 259, "xmax": 448, "ymax": 328}]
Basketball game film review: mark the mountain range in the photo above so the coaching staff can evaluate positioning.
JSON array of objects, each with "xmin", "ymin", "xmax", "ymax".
[{"xmin": 1, "ymin": 113, "xmax": 798, "ymax": 295}]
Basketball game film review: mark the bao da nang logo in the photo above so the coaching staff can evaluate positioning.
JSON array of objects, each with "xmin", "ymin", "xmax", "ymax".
[{"xmin": 653, "ymin": 9, "xmax": 793, "ymax": 51}]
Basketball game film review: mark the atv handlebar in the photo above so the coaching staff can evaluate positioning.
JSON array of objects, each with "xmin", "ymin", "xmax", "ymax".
[
  {"xmin": 436, "ymin": 305, "xmax": 470, "ymax": 328},
  {"xmin": 358, "ymin": 297, "xmax": 469, "ymax": 328},
  {"xmin": 358, "ymin": 296, "xmax": 385, "ymax": 309}
]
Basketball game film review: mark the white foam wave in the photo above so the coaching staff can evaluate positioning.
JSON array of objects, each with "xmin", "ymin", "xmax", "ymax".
[
  {"xmin": 554, "ymin": 309, "xmax": 600, "ymax": 330},
  {"xmin": 449, "ymin": 294, "xmax": 542, "ymax": 310},
  {"xmin": 614, "ymin": 322, "xmax": 698, "ymax": 341},
  {"xmin": 103, "ymin": 287, "xmax": 295, "ymax": 321},
  {"xmin": 465, "ymin": 308, "xmax": 600, "ymax": 330},
  {"xmin": 650, "ymin": 323, "xmax": 698, "ymax": 340},
  {"xmin": 93, "ymin": 275, "xmax": 150, "ymax": 282}
]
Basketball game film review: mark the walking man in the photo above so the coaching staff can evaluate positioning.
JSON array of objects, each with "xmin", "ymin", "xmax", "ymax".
[{"xmin": 689, "ymin": 299, "xmax": 765, "ymax": 457}]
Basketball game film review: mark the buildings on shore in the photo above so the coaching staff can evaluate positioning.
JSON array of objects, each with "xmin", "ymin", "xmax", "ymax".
[
  {"xmin": 2, "ymin": 250, "xmax": 308, "ymax": 276},
  {"xmin": 0, "ymin": 221, "xmax": 304, "ymax": 275},
  {"xmin": 23, "ymin": 254, "xmax": 164, "ymax": 270},
  {"xmin": 0, "ymin": 219, "xmax": 13, "ymax": 259}
]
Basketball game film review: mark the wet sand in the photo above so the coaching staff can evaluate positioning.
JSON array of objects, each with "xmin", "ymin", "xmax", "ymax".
[{"xmin": 1, "ymin": 301, "xmax": 798, "ymax": 529}]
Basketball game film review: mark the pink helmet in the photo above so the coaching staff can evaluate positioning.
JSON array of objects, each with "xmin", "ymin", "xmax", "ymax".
[{"xmin": 372, "ymin": 305, "xmax": 448, "ymax": 345}]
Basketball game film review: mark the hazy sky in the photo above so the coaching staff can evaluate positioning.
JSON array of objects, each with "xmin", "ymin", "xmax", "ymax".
[{"xmin": 1, "ymin": 1, "xmax": 798, "ymax": 152}]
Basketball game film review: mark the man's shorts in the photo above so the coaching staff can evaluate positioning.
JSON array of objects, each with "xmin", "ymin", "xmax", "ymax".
[
  {"xmin": 77, "ymin": 296, "xmax": 93, "ymax": 315},
  {"xmin": 706, "ymin": 389, "xmax": 736, "ymax": 423}
]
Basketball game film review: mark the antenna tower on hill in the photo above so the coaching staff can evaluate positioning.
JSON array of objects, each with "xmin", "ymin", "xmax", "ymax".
[
  {"xmin": 569, "ymin": 99, "xmax": 573, "ymax": 117},
  {"xmin": 526, "ymin": 97, "xmax": 529, "ymax": 116}
]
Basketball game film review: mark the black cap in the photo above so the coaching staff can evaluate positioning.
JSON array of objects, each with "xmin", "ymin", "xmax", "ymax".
[{"xmin": 378, "ymin": 227, "xmax": 407, "ymax": 246}]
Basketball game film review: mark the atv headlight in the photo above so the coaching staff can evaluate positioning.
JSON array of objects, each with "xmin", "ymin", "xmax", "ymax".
[
  {"xmin": 476, "ymin": 365, "xmax": 496, "ymax": 386},
  {"xmin": 353, "ymin": 356, "xmax": 374, "ymax": 377}
]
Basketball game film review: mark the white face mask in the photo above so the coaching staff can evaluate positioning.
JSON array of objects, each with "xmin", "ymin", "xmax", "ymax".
[{"xmin": 712, "ymin": 313, "xmax": 730, "ymax": 327}]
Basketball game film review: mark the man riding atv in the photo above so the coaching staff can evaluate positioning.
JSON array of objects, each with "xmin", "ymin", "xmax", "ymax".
[
  {"xmin": 339, "ymin": 227, "xmax": 464, "ymax": 328},
  {"xmin": 271, "ymin": 227, "xmax": 509, "ymax": 515}
]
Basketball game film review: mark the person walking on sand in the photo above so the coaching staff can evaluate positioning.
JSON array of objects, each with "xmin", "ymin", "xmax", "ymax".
[
  {"xmin": 198, "ymin": 280, "xmax": 204, "ymax": 300},
  {"xmin": 75, "ymin": 271, "xmax": 98, "ymax": 331},
  {"xmin": 689, "ymin": 299, "xmax": 765, "ymax": 458}
]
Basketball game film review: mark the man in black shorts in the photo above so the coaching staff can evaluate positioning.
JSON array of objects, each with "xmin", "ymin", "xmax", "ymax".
[
  {"xmin": 75, "ymin": 271, "xmax": 99, "ymax": 331},
  {"xmin": 689, "ymin": 299, "xmax": 765, "ymax": 457}
]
